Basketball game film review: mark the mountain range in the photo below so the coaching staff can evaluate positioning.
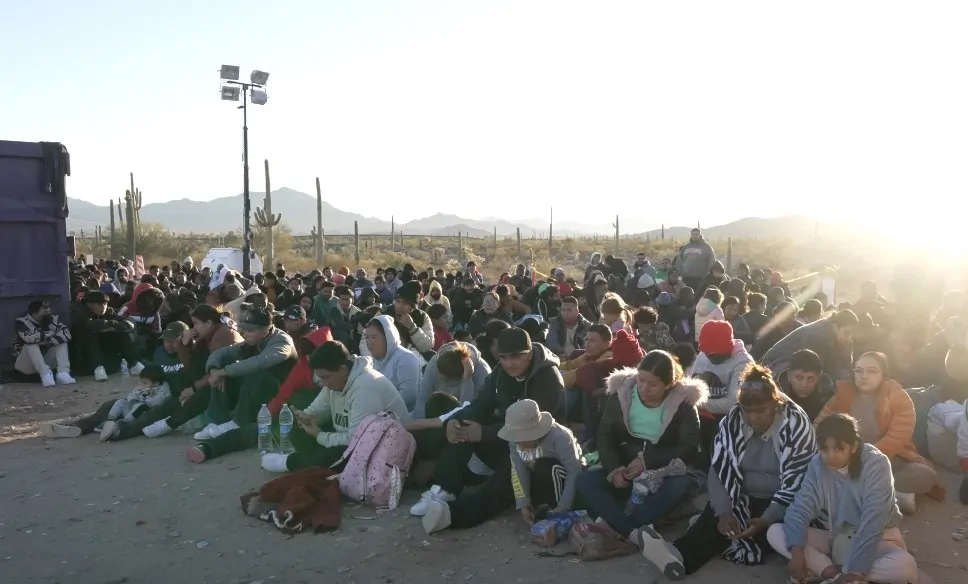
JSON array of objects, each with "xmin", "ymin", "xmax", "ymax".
[{"xmin": 65, "ymin": 187, "xmax": 832, "ymax": 240}]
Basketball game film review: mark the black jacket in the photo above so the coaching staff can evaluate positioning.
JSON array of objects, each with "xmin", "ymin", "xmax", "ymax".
[
  {"xmin": 777, "ymin": 370, "xmax": 835, "ymax": 421},
  {"xmin": 597, "ymin": 369, "xmax": 708, "ymax": 475},
  {"xmin": 456, "ymin": 343, "xmax": 564, "ymax": 438}
]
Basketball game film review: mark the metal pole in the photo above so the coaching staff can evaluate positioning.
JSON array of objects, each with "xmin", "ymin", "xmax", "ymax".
[{"xmin": 241, "ymin": 93, "xmax": 251, "ymax": 274}]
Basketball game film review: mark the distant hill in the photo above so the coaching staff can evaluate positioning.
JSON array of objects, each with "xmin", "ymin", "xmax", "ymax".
[{"xmin": 65, "ymin": 188, "xmax": 837, "ymax": 240}]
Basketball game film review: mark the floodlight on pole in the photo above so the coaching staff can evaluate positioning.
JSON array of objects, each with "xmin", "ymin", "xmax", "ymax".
[
  {"xmin": 220, "ymin": 65, "xmax": 240, "ymax": 81},
  {"xmin": 218, "ymin": 65, "xmax": 270, "ymax": 275}
]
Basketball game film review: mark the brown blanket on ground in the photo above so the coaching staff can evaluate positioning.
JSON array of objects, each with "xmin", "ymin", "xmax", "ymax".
[{"xmin": 240, "ymin": 467, "xmax": 341, "ymax": 534}]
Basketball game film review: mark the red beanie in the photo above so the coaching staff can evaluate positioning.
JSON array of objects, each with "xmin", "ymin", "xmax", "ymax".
[
  {"xmin": 610, "ymin": 330, "xmax": 645, "ymax": 366},
  {"xmin": 698, "ymin": 320, "xmax": 735, "ymax": 356}
]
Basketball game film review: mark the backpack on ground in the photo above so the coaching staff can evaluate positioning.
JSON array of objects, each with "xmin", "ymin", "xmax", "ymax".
[{"xmin": 331, "ymin": 412, "xmax": 416, "ymax": 509}]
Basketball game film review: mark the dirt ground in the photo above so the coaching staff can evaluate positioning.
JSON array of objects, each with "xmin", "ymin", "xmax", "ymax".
[{"xmin": 1, "ymin": 376, "xmax": 967, "ymax": 584}]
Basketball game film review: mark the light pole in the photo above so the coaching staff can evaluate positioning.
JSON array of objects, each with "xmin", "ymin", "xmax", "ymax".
[{"xmin": 219, "ymin": 65, "xmax": 270, "ymax": 275}]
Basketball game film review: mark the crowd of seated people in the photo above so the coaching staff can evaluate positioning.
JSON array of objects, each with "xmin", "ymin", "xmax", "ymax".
[{"xmin": 20, "ymin": 234, "xmax": 968, "ymax": 582}]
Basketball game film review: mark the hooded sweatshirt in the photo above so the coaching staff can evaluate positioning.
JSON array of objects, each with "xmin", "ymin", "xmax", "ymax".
[
  {"xmin": 368, "ymin": 315, "xmax": 422, "ymax": 410},
  {"xmin": 454, "ymin": 343, "xmax": 564, "ymax": 440},
  {"xmin": 675, "ymin": 236, "xmax": 717, "ymax": 280},
  {"xmin": 510, "ymin": 423, "xmax": 582, "ymax": 512},
  {"xmin": 303, "ymin": 355, "xmax": 411, "ymax": 448},
  {"xmin": 414, "ymin": 341, "xmax": 492, "ymax": 418},
  {"xmin": 694, "ymin": 298, "xmax": 725, "ymax": 342},
  {"xmin": 598, "ymin": 370, "xmax": 709, "ymax": 479},
  {"xmin": 692, "ymin": 340, "xmax": 755, "ymax": 415},
  {"xmin": 268, "ymin": 327, "xmax": 333, "ymax": 416},
  {"xmin": 205, "ymin": 326, "xmax": 297, "ymax": 379},
  {"xmin": 423, "ymin": 280, "xmax": 451, "ymax": 313},
  {"xmin": 781, "ymin": 444, "xmax": 903, "ymax": 576}
]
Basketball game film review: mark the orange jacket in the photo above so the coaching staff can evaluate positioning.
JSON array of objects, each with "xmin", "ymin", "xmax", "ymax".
[{"xmin": 815, "ymin": 379, "xmax": 922, "ymax": 463}]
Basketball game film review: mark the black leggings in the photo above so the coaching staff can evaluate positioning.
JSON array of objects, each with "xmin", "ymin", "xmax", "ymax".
[{"xmin": 447, "ymin": 458, "xmax": 566, "ymax": 530}]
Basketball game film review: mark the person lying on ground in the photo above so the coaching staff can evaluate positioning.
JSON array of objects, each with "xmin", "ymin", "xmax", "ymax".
[
  {"xmin": 260, "ymin": 340, "xmax": 410, "ymax": 472},
  {"xmin": 422, "ymin": 398, "xmax": 582, "ymax": 535}
]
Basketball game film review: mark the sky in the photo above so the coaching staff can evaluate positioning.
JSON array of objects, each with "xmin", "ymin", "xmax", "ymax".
[{"xmin": 4, "ymin": 1, "xmax": 967, "ymax": 234}]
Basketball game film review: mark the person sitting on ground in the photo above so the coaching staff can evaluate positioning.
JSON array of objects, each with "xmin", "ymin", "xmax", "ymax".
[
  {"xmin": 742, "ymin": 292, "xmax": 769, "ymax": 343},
  {"xmin": 768, "ymin": 413, "xmax": 918, "ymax": 584},
  {"xmin": 636, "ymin": 364, "xmax": 817, "ymax": 580},
  {"xmin": 814, "ymin": 351, "xmax": 942, "ymax": 513},
  {"xmin": 374, "ymin": 281, "xmax": 436, "ymax": 359},
  {"xmin": 98, "ymin": 365, "xmax": 171, "ymax": 441},
  {"xmin": 327, "ymin": 285, "xmax": 360, "ymax": 348},
  {"xmin": 694, "ymin": 286, "xmax": 726, "ymax": 343},
  {"xmin": 427, "ymin": 303, "xmax": 453, "ymax": 352},
  {"xmin": 13, "ymin": 300, "xmax": 74, "ymax": 387},
  {"xmin": 576, "ymin": 351, "xmax": 708, "ymax": 542},
  {"xmin": 774, "ymin": 349, "xmax": 834, "ymax": 421},
  {"xmin": 422, "ymin": 398, "xmax": 582, "ymax": 534},
  {"xmin": 69, "ymin": 291, "xmax": 144, "ymax": 381},
  {"xmin": 261, "ymin": 341, "xmax": 410, "ymax": 472},
  {"xmin": 409, "ymin": 328, "xmax": 564, "ymax": 524},
  {"xmin": 281, "ymin": 305, "xmax": 322, "ymax": 345},
  {"xmin": 413, "ymin": 341, "xmax": 491, "ymax": 419},
  {"xmin": 140, "ymin": 305, "xmax": 242, "ymax": 438},
  {"xmin": 364, "ymin": 315, "xmax": 422, "ymax": 411},
  {"xmin": 559, "ymin": 324, "xmax": 613, "ymax": 391},
  {"xmin": 751, "ymin": 300, "xmax": 802, "ymax": 361},
  {"xmin": 797, "ymin": 298, "xmax": 825, "ymax": 325},
  {"xmin": 183, "ymin": 308, "xmax": 298, "ymax": 463},
  {"xmin": 600, "ymin": 295, "xmax": 634, "ymax": 335},
  {"xmin": 762, "ymin": 309, "xmax": 859, "ymax": 382},
  {"xmin": 722, "ymin": 296, "xmax": 752, "ymax": 346},
  {"xmin": 692, "ymin": 320, "xmax": 755, "ymax": 461},
  {"xmin": 467, "ymin": 291, "xmax": 513, "ymax": 339},
  {"xmin": 544, "ymin": 296, "xmax": 591, "ymax": 358},
  {"xmin": 633, "ymin": 306, "xmax": 675, "ymax": 353}
]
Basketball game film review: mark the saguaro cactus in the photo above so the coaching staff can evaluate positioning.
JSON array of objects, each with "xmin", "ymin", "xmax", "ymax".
[
  {"xmin": 128, "ymin": 172, "xmax": 142, "ymax": 242},
  {"xmin": 109, "ymin": 199, "xmax": 116, "ymax": 254},
  {"xmin": 254, "ymin": 160, "xmax": 282, "ymax": 268},
  {"xmin": 391, "ymin": 216, "xmax": 396, "ymax": 252},
  {"xmin": 315, "ymin": 177, "xmax": 324, "ymax": 267},
  {"xmin": 516, "ymin": 227, "xmax": 522, "ymax": 260},
  {"xmin": 117, "ymin": 197, "xmax": 124, "ymax": 231},
  {"xmin": 612, "ymin": 214, "xmax": 620, "ymax": 253},
  {"xmin": 124, "ymin": 188, "xmax": 136, "ymax": 257}
]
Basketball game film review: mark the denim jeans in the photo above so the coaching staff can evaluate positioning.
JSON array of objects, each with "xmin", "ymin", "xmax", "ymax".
[{"xmin": 575, "ymin": 468, "xmax": 692, "ymax": 538}]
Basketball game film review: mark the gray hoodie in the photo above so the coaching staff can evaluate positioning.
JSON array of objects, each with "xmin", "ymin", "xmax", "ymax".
[
  {"xmin": 304, "ymin": 355, "xmax": 410, "ymax": 448},
  {"xmin": 692, "ymin": 339, "xmax": 754, "ymax": 416},
  {"xmin": 781, "ymin": 443, "xmax": 902, "ymax": 576},
  {"xmin": 509, "ymin": 423, "xmax": 582, "ymax": 512},
  {"xmin": 368, "ymin": 315, "xmax": 422, "ymax": 410},
  {"xmin": 413, "ymin": 341, "xmax": 492, "ymax": 418},
  {"xmin": 206, "ymin": 326, "xmax": 296, "ymax": 378},
  {"xmin": 675, "ymin": 237, "xmax": 717, "ymax": 280}
]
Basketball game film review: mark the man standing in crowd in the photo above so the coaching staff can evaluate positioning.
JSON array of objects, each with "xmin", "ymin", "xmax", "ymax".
[{"xmin": 675, "ymin": 228, "xmax": 716, "ymax": 291}]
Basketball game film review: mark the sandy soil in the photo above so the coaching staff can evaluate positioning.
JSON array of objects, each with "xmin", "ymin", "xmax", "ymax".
[{"xmin": 1, "ymin": 376, "xmax": 967, "ymax": 584}]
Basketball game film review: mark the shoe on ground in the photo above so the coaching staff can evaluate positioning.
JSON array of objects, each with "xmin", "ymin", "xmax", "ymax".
[
  {"xmin": 40, "ymin": 422, "xmax": 82, "ymax": 439},
  {"xmin": 55, "ymin": 371, "xmax": 76, "ymax": 385},
  {"xmin": 261, "ymin": 453, "xmax": 290, "ymax": 473},
  {"xmin": 410, "ymin": 485, "xmax": 455, "ymax": 516},
  {"xmin": 192, "ymin": 421, "xmax": 238, "ymax": 441},
  {"xmin": 129, "ymin": 362, "xmax": 145, "ymax": 376},
  {"xmin": 94, "ymin": 366, "xmax": 109, "ymax": 381},
  {"xmin": 636, "ymin": 525, "xmax": 686, "ymax": 581},
  {"xmin": 185, "ymin": 446, "xmax": 207, "ymax": 464},
  {"xmin": 99, "ymin": 420, "xmax": 119, "ymax": 442},
  {"xmin": 896, "ymin": 492, "xmax": 917, "ymax": 515},
  {"xmin": 422, "ymin": 499, "xmax": 452, "ymax": 534},
  {"xmin": 142, "ymin": 418, "xmax": 173, "ymax": 438},
  {"xmin": 40, "ymin": 372, "xmax": 56, "ymax": 387}
]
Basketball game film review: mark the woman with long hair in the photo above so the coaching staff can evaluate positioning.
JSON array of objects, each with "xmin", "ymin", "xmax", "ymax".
[
  {"xmin": 814, "ymin": 351, "xmax": 941, "ymax": 513},
  {"xmin": 768, "ymin": 414, "xmax": 918, "ymax": 584},
  {"xmin": 636, "ymin": 364, "xmax": 816, "ymax": 580}
]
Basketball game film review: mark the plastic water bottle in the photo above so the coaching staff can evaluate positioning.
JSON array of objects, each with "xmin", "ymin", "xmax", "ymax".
[
  {"xmin": 625, "ymin": 489, "xmax": 645, "ymax": 515},
  {"xmin": 278, "ymin": 404, "xmax": 295, "ymax": 454},
  {"xmin": 120, "ymin": 359, "xmax": 129, "ymax": 376},
  {"xmin": 257, "ymin": 404, "xmax": 272, "ymax": 454}
]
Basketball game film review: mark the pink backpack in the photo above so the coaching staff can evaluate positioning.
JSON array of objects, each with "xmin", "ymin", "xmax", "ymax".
[{"xmin": 331, "ymin": 412, "xmax": 416, "ymax": 509}]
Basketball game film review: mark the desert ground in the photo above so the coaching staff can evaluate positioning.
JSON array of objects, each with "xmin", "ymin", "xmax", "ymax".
[{"xmin": 1, "ymin": 376, "xmax": 967, "ymax": 584}]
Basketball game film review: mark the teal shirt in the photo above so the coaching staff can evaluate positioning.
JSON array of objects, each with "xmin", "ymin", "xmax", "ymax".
[{"xmin": 627, "ymin": 388, "xmax": 665, "ymax": 442}]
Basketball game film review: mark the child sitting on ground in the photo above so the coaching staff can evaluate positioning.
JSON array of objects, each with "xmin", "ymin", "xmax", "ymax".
[{"xmin": 100, "ymin": 364, "xmax": 171, "ymax": 442}]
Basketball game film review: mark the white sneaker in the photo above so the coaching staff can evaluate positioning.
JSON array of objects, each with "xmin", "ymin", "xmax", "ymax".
[
  {"xmin": 636, "ymin": 525, "xmax": 686, "ymax": 581},
  {"xmin": 896, "ymin": 492, "xmax": 917, "ymax": 515},
  {"xmin": 40, "ymin": 422, "xmax": 82, "ymax": 439},
  {"xmin": 40, "ymin": 372, "xmax": 56, "ymax": 387},
  {"xmin": 129, "ymin": 362, "xmax": 145, "ymax": 376},
  {"xmin": 422, "ymin": 499, "xmax": 452, "ymax": 534},
  {"xmin": 193, "ymin": 420, "xmax": 239, "ymax": 440},
  {"xmin": 99, "ymin": 420, "xmax": 119, "ymax": 442},
  {"xmin": 94, "ymin": 366, "xmax": 109, "ymax": 381},
  {"xmin": 55, "ymin": 372, "xmax": 76, "ymax": 385},
  {"xmin": 410, "ymin": 485, "xmax": 455, "ymax": 516},
  {"xmin": 261, "ymin": 453, "xmax": 290, "ymax": 473},
  {"xmin": 142, "ymin": 418, "xmax": 173, "ymax": 438}
]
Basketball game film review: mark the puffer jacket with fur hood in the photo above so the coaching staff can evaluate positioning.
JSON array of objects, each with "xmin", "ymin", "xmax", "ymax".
[{"xmin": 597, "ymin": 369, "xmax": 709, "ymax": 480}]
